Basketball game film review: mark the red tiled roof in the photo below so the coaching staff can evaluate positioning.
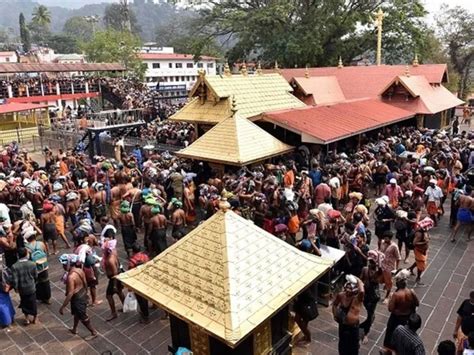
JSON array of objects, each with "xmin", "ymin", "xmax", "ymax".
[
  {"xmin": 138, "ymin": 53, "xmax": 216, "ymax": 61},
  {"xmin": 262, "ymin": 99, "xmax": 414, "ymax": 144},
  {"xmin": 0, "ymin": 102, "xmax": 48, "ymax": 114},
  {"xmin": 270, "ymin": 64, "xmax": 448, "ymax": 101},
  {"xmin": 381, "ymin": 75, "xmax": 464, "ymax": 114},
  {"xmin": 292, "ymin": 76, "xmax": 345, "ymax": 105},
  {"xmin": 0, "ymin": 51, "xmax": 16, "ymax": 57},
  {"xmin": 0, "ymin": 63, "xmax": 125, "ymax": 74}
]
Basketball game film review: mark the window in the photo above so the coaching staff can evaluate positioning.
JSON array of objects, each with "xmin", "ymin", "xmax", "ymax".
[
  {"xmin": 181, "ymin": 76, "xmax": 185, "ymax": 81},
  {"xmin": 197, "ymin": 63, "xmax": 204, "ymax": 68},
  {"xmin": 186, "ymin": 76, "xmax": 190, "ymax": 81},
  {"xmin": 5, "ymin": 58, "xmax": 10, "ymax": 62},
  {"xmin": 152, "ymin": 63, "xmax": 160, "ymax": 69},
  {"xmin": 207, "ymin": 63, "xmax": 214, "ymax": 68},
  {"xmin": 175, "ymin": 76, "xmax": 180, "ymax": 81},
  {"xmin": 168, "ymin": 63, "xmax": 173, "ymax": 68},
  {"xmin": 186, "ymin": 63, "xmax": 194, "ymax": 68},
  {"xmin": 175, "ymin": 63, "xmax": 183, "ymax": 68},
  {"xmin": 169, "ymin": 77, "xmax": 174, "ymax": 82}
]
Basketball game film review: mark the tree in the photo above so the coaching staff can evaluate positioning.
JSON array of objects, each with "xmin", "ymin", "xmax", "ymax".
[
  {"xmin": 47, "ymin": 34, "xmax": 78, "ymax": 54},
  {"xmin": 436, "ymin": 5, "xmax": 474, "ymax": 99},
  {"xmin": 30, "ymin": 5, "xmax": 52, "ymax": 44},
  {"xmin": 81, "ymin": 29, "xmax": 146, "ymax": 79},
  {"xmin": 193, "ymin": 0, "xmax": 433, "ymax": 67},
  {"xmin": 63, "ymin": 16, "xmax": 95, "ymax": 42},
  {"xmin": 104, "ymin": 1, "xmax": 141, "ymax": 34},
  {"xmin": 19, "ymin": 13, "xmax": 31, "ymax": 52}
]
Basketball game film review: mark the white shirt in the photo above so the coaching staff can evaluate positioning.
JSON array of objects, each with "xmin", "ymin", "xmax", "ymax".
[
  {"xmin": 317, "ymin": 203, "xmax": 333, "ymax": 217},
  {"xmin": 0, "ymin": 203, "xmax": 11, "ymax": 227},
  {"xmin": 424, "ymin": 186, "xmax": 443, "ymax": 202}
]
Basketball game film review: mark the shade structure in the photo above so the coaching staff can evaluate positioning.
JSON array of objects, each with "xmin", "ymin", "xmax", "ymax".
[
  {"xmin": 170, "ymin": 73, "xmax": 305, "ymax": 124},
  {"xmin": 176, "ymin": 114, "xmax": 294, "ymax": 166},
  {"xmin": 117, "ymin": 209, "xmax": 332, "ymax": 348},
  {"xmin": 0, "ymin": 102, "xmax": 49, "ymax": 114},
  {"xmin": 0, "ymin": 62, "xmax": 125, "ymax": 74}
]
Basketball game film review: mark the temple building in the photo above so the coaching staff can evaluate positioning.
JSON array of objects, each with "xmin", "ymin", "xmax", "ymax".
[{"xmin": 117, "ymin": 206, "xmax": 331, "ymax": 355}]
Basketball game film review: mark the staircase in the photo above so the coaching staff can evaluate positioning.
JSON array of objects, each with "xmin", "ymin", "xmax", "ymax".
[
  {"xmin": 100, "ymin": 84, "xmax": 125, "ymax": 109},
  {"xmin": 75, "ymin": 131, "xmax": 91, "ymax": 153}
]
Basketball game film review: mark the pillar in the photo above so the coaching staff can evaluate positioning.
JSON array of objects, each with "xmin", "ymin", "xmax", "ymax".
[
  {"xmin": 85, "ymin": 82, "xmax": 91, "ymax": 106},
  {"xmin": 7, "ymin": 84, "xmax": 12, "ymax": 98},
  {"xmin": 56, "ymin": 83, "xmax": 61, "ymax": 107}
]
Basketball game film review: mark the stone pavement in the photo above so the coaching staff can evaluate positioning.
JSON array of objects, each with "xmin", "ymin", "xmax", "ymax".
[{"xmin": 0, "ymin": 206, "xmax": 473, "ymax": 355}]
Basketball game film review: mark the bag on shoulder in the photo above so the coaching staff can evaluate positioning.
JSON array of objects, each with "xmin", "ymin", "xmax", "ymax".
[{"xmin": 27, "ymin": 242, "xmax": 48, "ymax": 272}]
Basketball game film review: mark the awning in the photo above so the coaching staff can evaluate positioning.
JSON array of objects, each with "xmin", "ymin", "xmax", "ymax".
[{"xmin": 0, "ymin": 102, "xmax": 49, "ymax": 114}]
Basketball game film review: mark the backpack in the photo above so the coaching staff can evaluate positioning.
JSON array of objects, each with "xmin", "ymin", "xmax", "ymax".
[{"xmin": 27, "ymin": 242, "xmax": 49, "ymax": 272}]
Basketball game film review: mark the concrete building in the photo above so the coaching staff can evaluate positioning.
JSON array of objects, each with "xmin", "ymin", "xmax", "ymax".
[
  {"xmin": 138, "ymin": 47, "xmax": 217, "ymax": 98},
  {"xmin": 0, "ymin": 51, "xmax": 18, "ymax": 63}
]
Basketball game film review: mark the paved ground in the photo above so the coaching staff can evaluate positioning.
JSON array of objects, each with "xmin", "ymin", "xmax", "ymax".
[{"xmin": 0, "ymin": 203, "xmax": 472, "ymax": 355}]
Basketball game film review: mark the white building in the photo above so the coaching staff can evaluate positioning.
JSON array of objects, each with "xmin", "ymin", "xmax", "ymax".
[
  {"xmin": 55, "ymin": 54, "xmax": 86, "ymax": 64},
  {"xmin": 0, "ymin": 51, "xmax": 18, "ymax": 63},
  {"xmin": 139, "ymin": 49, "xmax": 217, "ymax": 98}
]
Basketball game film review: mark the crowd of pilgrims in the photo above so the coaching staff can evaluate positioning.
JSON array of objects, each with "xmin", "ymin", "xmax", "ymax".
[{"xmin": 0, "ymin": 124, "xmax": 473, "ymax": 354}]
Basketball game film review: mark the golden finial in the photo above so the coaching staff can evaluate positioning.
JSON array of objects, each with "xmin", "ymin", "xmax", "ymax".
[
  {"xmin": 338, "ymin": 56, "xmax": 343, "ymax": 68},
  {"xmin": 240, "ymin": 62, "xmax": 248, "ymax": 76},
  {"xmin": 256, "ymin": 61, "xmax": 263, "ymax": 75},
  {"xmin": 223, "ymin": 61, "xmax": 231, "ymax": 77},
  {"xmin": 374, "ymin": 8, "xmax": 385, "ymax": 66},
  {"xmin": 231, "ymin": 95, "xmax": 237, "ymax": 116},
  {"xmin": 405, "ymin": 65, "xmax": 410, "ymax": 77},
  {"xmin": 274, "ymin": 60, "xmax": 281, "ymax": 74},
  {"xmin": 218, "ymin": 197, "xmax": 231, "ymax": 212},
  {"xmin": 304, "ymin": 65, "xmax": 309, "ymax": 78},
  {"xmin": 413, "ymin": 53, "xmax": 419, "ymax": 67},
  {"xmin": 198, "ymin": 68, "xmax": 206, "ymax": 79}
]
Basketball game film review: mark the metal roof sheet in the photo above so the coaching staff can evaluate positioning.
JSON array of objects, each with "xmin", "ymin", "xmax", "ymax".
[
  {"xmin": 292, "ymin": 76, "xmax": 346, "ymax": 105},
  {"xmin": 0, "ymin": 102, "xmax": 49, "ymax": 114},
  {"xmin": 263, "ymin": 99, "xmax": 414, "ymax": 144},
  {"xmin": 176, "ymin": 114, "xmax": 294, "ymax": 166},
  {"xmin": 117, "ymin": 210, "xmax": 331, "ymax": 347},
  {"xmin": 0, "ymin": 63, "xmax": 125, "ymax": 73},
  {"xmin": 270, "ymin": 64, "xmax": 448, "ymax": 101},
  {"xmin": 169, "ymin": 97, "xmax": 231, "ymax": 124}
]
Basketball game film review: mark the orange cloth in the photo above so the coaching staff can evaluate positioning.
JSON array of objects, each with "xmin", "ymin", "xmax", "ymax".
[
  {"xmin": 59, "ymin": 161, "xmax": 69, "ymax": 176},
  {"xmin": 414, "ymin": 248, "xmax": 427, "ymax": 272},
  {"xmin": 284, "ymin": 170, "xmax": 295, "ymax": 188},
  {"xmin": 287, "ymin": 215, "xmax": 300, "ymax": 234},
  {"xmin": 55, "ymin": 214, "xmax": 65, "ymax": 236},
  {"xmin": 426, "ymin": 201, "xmax": 438, "ymax": 216}
]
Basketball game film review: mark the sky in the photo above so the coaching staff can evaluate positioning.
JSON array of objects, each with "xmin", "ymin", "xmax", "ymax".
[{"xmin": 423, "ymin": 0, "xmax": 474, "ymax": 21}]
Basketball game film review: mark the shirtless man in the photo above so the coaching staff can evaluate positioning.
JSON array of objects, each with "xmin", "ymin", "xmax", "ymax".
[
  {"xmin": 383, "ymin": 270, "xmax": 419, "ymax": 354},
  {"xmin": 109, "ymin": 184, "xmax": 122, "ymax": 226},
  {"xmin": 92, "ymin": 183, "xmax": 107, "ymax": 222},
  {"xmin": 450, "ymin": 186, "xmax": 474, "ymax": 242},
  {"xmin": 123, "ymin": 180, "xmax": 142, "ymax": 232},
  {"xmin": 65, "ymin": 193, "xmax": 80, "ymax": 227},
  {"xmin": 40, "ymin": 202, "xmax": 59, "ymax": 254},
  {"xmin": 59, "ymin": 258, "xmax": 97, "ymax": 340},
  {"xmin": 170, "ymin": 199, "xmax": 186, "ymax": 240},
  {"xmin": 103, "ymin": 242, "xmax": 124, "ymax": 321},
  {"xmin": 118, "ymin": 201, "xmax": 137, "ymax": 257},
  {"xmin": 139, "ymin": 201, "xmax": 153, "ymax": 249},
  {"xmin": 332, "ymin": 275, "xmax": 365, "ymax": 355},
  {"xmin": 149, "ymin": 206, "xmax": 168, "ymax": 256}
]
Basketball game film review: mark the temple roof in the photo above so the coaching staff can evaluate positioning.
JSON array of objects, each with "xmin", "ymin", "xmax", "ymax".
[
  {"xmin": 263, "ymin": 99, "xmax": 414, "ymax": 144},
  {"xmin": 381, "ymin": 75, "xmax": 464, "ymax": 114},
  {"xmin": 170, "ymin": 73, "xmax": 305, "ymax": 123},
  {"xmin": 272, "ymin": 64, "xmax": 449, "ymax": 101},
  {"xmin": 117, "ymin": 210, "xmax": 331, "ymax": 348},
  {"xmin": 292, "ymin": 76, "xmax": 346, "ymax": 105},
  {"xmin": 169, "ymin": 97, "xmax": 231, "ymax": 125},
  {"xmin": 176, "ymin": 113, "xmax": 294, "ymax": 166}
]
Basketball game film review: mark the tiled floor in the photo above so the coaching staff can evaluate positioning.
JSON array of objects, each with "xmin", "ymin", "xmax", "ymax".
[{"xmin": 1, "ymin": 205, "xmax": 473, "ymax": 355}]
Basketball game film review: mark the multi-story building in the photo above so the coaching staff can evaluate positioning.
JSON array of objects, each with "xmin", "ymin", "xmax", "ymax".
[{"xmin": 139, "ymin": 47, "xmax": 217, "ymax": 98}]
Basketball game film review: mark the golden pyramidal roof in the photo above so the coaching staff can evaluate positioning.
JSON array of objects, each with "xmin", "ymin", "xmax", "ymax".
[
  {"xmin": 176, "ymin": 113, "xmax": 294, "ymax": 166},
  {"xmin": 170, "ymin": 73, "xmax": 305, "ymax": 124},
  {"xmin": 117, "ymin": 210, "xmax": 331, "ymax": 347}
]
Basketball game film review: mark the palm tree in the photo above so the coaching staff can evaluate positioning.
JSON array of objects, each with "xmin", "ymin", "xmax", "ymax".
[{"xmin": 32, "ymin": 5, "xmax": 51, "ymax": 27}]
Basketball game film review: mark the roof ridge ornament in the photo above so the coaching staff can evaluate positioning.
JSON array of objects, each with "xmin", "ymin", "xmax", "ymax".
[
  {"xmin": 256, "ymin": 61, "xmax": 263, "ymax": 75},
  {"xmin": 240, "ymin": 62, "xmax": 248, "ymax": 76},
  {"xmin": 223, "ymin": 61, "xmax": 231, "ymax": 77},
  {"xmin": 405, "ymin": 64, "xmax": 410, "ymax": 77},
  {"xmin": 231, "ymin": 95, "xmax": 237, "ymax": 117},
  {"xmin": 305, "ymin": 65, "xmax": 309, "ymax": 78},
  {"xmin": 274, "ymin": 60, "xmax": 281, "ymax": 74},
  {"xmin": 413, "ymin": 53, "xmax": 419, "ymax": 67},
  {"xmin": 338, "ymin": 56, "xmax": 343, "ymax": 69}
]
